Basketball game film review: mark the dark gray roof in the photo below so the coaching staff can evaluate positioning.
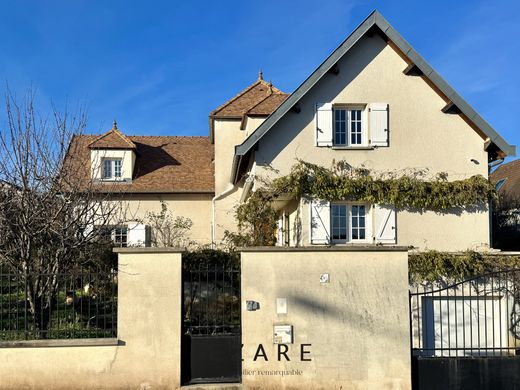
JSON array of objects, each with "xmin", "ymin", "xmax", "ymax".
[{"xmin": 232, "ymin": 10, "xmax": 516, "ymax": 183}]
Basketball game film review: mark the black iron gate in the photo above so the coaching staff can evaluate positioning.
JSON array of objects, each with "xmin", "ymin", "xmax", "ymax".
[
  {"xmin": 409, "ymin": 269, "xmax": 520, "ymax": 389},
  {"xmin": 181, "ymin": 253, "xmax": 241, "ymax": 385}
]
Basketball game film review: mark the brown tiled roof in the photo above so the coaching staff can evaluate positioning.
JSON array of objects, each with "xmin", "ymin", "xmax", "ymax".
[
  {"xmin": 63, "ymin": 134, "xmax": 214, "ymax": 193},
  {"xmin": 247, "ymin": 93, "xmax": 289, "ymax": 116},
  {"xmin": 211, "ymin": 80, "xmax": 286, "ymax": 117},
  {"xmin": 88, "ymin": 122, "xmax": 137, "ymax": 150},
  {"xmin": 490, "ymin": 159, "xmax": 520, "ymax": 201},
  {"xmin": 209, "ymin": 74, "xmax": 289, "ymax": 142}
]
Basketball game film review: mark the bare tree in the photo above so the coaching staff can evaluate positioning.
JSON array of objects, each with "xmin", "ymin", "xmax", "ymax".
[
  {"xmin": 145, "ymin": 201, "xmax": 193, "ymax": 247},
  {"xmin": 0, "ymin": 90, "xmax": 123, "ymax": 338}
]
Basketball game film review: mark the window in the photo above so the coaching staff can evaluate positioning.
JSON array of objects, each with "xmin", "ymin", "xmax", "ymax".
[
  {"xmin": 111, "ymin": 226, "xmax": 128, "ymax": 247},
  {"xmin": 98, "ymin": 225, "xmax": 128, "ymax": 247},
  {"xmin": 102, "ymin": 159, "xmax": 123, "ymax": 180},
  {"xmin": 495, "ymin": 179, "xmax": 507, "ymax": 191},
  {"xmin": 334, "ymin": 107, "xmax": 365, "ymax": 146},
  {"xmin": 331, "ymin": 203, "xmax": 367, "ymax": 243}
]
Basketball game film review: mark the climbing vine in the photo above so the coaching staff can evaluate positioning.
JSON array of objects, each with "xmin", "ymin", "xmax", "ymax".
[
  {"xmin": 223, "ymin": 188, "xmax": 278, "ymax": 248},
  {"xmin": 409, "ymin": 251, "xmax": 520, "ymax": 283},
  {"xmin": 269, "ymin": 160, "xmax": 496, "ymax": 209},
  {"xmin": 225, "ymin": 160, "xmax": 497, "ymax": 247}
]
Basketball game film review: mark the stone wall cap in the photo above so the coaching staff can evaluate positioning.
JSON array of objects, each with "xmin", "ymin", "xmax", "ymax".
[
  {"xmin": 238, "ymin": 245, "xmax": 409, "ymax": 252},
  {"xmin": 113, "ymin": 247, "xmax": 185, "ymax": 254},
  {"xmin": 0, "ymin": 338, "xmax": 119, "ymax": 349}
]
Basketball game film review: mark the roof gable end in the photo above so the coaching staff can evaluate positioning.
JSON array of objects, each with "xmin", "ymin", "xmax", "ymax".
[
  {"xmin": 209, "ymin": 75, "xmax": 286, "ymax": 143},
  {"xmin": 231, "ymin": 10, "xmax": 516, "ymax": 183},
  {"xmin": 88, "ymin": 122, "xmax": 137, "ymax": 150}
]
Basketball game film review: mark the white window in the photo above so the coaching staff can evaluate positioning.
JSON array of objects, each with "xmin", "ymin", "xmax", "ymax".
[
  {"xmin": 331, "ymin": 203, "xmax": 368, "ymax": 243},
  {"xmin": 310, "ymin": 200, "xmax": 396, "ymax": 245},
  {"xmin": 102, "ymin": 159, "xmax": 123, "ymax": 180},
  {"xmin": 334, "ymin": 107, "xmax": 365, "ymax": 146},
  {"xmin": 97, "ymin": 225, "xmax": 128, "ymax": 247},
  {"xmin": 316, "ymin": 102, "xmax": 388, "ymax": 147},
  {"xmin": 111, "ymin": 226, "xmax": 128, "ymax": 247}
]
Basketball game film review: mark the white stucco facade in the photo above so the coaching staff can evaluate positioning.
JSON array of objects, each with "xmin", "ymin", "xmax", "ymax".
[{"xmin": 212, "ymin": 34, "xmax": 499, "ymax": 251}]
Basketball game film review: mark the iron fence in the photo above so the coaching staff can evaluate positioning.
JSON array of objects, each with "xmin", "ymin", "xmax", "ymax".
[
  {"xmin": 182, "ymin": 262, "xmax": 240, "ymax": 336},
  {"xmin": 0, "ymin": 266, "xmax": 117, "ymax": 341},
  {"xmin": 410, "ymin": 269, "xmax": 520, "ymax": 357}
]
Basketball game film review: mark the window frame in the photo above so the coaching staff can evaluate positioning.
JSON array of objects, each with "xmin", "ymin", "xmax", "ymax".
[
  {"xmin": 110, "ymin": 225, "xmax": 128, "ymax": 248},
  {"xmin": 333, "ymin": 105, "xmax": 367, "ymax": 147},
  {"xmin": 102, "ymin": 158, "xmax": 123, "ymax": 180},
  {"xmin": 330, "ymin": 202, "xmax": 370, "ymax": 244}
]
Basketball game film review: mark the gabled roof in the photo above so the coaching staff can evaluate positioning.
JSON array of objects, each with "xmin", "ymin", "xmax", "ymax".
[
  {"xmin": 63, "ymin": 134, "xmax": 214, "ymax": 193},
  {"xmin": 491, "ymin": 159, "xmax": 520, "ymax": 201},
  {"xmin": 231, "ymin": 10, "xmax": 516, "ymax": 183},
  {"xmin": 209, "ymin": 72, "xmax": 288, "ymax": 142},
  {"xmin": 247, "ymin": 93, "xmax": 289, "ymax": 116},
  {"xmin": 88, "ymin": 121, "xmax": 137, "ymax": 150}
]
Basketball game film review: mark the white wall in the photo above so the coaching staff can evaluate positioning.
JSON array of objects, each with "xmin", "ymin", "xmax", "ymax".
[
  {"xmin": 241, "ymin": 247, "xmax": 411, "ymax": 389},
  {"xmin": 251, "ymin": 34, "xmax": 490, "ymax": 251}
]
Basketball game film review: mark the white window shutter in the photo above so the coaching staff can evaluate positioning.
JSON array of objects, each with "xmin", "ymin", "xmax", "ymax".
[
  {"xmin": 310, "ymin": 199, "xmax": 330, "ymax": 244},
  {"xmin": 315, "ymin": 103, "xmax": 333, "ymax": 147},
  {"xmin": 369, "ymin": 103, "xmax": 389, "ymax": 147},
  {"xmin": 127, "ymin": 223, "xmax": 148, "ymax": 247},
  {"xmin": 374, "ymin": 205, "xmax": 396, "ymax": 244},
  {"xmin": 277, "ymin": 214, "xmax": 284, "ymax": 247}
]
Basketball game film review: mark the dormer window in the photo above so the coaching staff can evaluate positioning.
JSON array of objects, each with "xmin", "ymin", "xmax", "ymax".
[
  {"xmin": 88, "ymin": 120, "xmax": 137, "ymax": 182},
  {"xmin": 102, "ymin": 158, "xmax": 123, "ymax": 180}
]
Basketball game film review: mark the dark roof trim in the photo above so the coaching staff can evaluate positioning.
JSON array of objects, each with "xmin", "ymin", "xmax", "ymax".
[{"xmin": 232, "ymin": 10, "xmax": 515, "ymax": 183}]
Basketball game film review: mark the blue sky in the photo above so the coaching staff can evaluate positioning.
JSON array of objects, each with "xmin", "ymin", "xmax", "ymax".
[{"xmin": 0, "ymin": 0, "xmax": 518, "ymax": 161}]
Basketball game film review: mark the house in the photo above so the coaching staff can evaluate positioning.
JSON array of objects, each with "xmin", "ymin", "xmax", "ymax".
[
  {"xmin": 63, "ymin": 121, "xmax": 214, "ymax": 246},
  {"xmin": 63, "ymin": 10, "xmax": 515, "ymax": 251},
  {"xmin": 490, "ymin": 159, "xmax": 520, "ymax": 250}
]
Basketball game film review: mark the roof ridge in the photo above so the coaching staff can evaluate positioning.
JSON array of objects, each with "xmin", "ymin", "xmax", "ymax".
[
  {"xmin": 210, "ymin": 79, "xmax": 285, "ymax": 117},
  {"xmin": 88, "ymin": 125, "xmax": 136, "ymax": 149},
  {"xmin": 210, "ymin": 79, "xmax": 263, "ymax": 117},
  {"xmin": 128, "ymin": 135, "xmax": 209, "ymax": 138},
  {"xmin": 111, "ymin": 128, "xmax": 137, "ymax": 148}
]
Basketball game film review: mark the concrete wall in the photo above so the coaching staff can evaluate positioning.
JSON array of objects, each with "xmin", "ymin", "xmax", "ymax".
[
  {"xmin": 241, "ymin": 247, "xmax": 411, "ymax": 390},
  {"xmin": 251, "ymin": 34, "xmax": 490, "ymax": 251},
  {"xmin": 0, "ymin": 249, "xmax": 183, "ymax": 390},
  {"xmin": 0, "ymin": 247, "xmax": 412, "ymax": 389}
]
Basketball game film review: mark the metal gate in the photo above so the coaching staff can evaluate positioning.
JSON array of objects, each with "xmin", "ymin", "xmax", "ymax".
[
  {"xmin": 181, "ymin": 255, "xmax": 241, "ymax": 385},
  {"xmin": 409, "ymin": 269, "xmax": 520, "ymax": 389}
]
